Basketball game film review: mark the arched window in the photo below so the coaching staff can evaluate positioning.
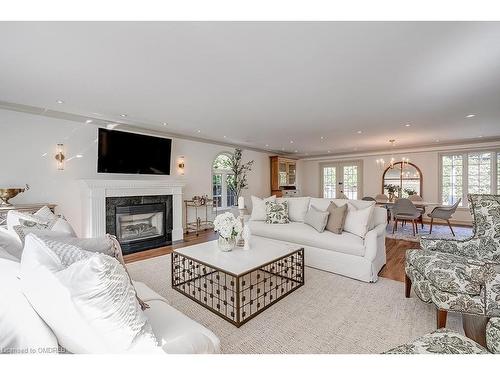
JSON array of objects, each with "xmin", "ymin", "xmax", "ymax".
[{"xmin": 212, "ymin": 153, "xmax": 236, "ymax": 209}]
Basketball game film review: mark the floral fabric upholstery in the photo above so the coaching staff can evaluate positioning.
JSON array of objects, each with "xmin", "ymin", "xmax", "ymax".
[
  {"xmin": 385, "ymin": 329, "xmax": 488, "ymax": 354},
  {"xmin": 406, "ymin": 195, "xmax": 500, "ymax": 317},
  {"xmin": 486, "ymin": 318, "xmax": 500, "ymax": 354},
  {"xmin": 265, "ymin": 201, "xmax": 290, "ymax": 224}
]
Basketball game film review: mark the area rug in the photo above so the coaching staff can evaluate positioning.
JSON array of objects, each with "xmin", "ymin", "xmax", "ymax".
[
  {"xmin": 385, "ymin": 223, "xmax": 473, "ymax": 242},
  {"xmin": 127, "ymin": 254, "xmax": 462, "ymax": 354}
]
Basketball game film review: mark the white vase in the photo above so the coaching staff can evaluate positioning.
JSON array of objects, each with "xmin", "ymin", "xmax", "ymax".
[{"xmin": 218, "ymin": 236, "xmax": 236, "ymax": 252}]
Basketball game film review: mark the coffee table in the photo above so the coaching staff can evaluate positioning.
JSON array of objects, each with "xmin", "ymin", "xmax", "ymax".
[{"xmin": 171, "ymin": 236, "xmax": 304, "ymax": 327}]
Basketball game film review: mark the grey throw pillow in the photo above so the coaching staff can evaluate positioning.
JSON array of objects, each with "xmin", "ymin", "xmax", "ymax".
[
  {"xmin": 304, "ymin": 205, "xmax": 330, "ymax": 233},
  {"xmin": 325, "ymin": 202, "xmax": 348, "ymax": 234}
]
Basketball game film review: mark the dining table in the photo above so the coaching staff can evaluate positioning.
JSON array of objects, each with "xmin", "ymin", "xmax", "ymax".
[{"xmin": 375, "ymin": 199, "xmax": 440, "ymax": 223}]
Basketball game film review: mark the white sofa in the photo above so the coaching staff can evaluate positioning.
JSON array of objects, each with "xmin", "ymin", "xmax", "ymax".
[
  {"xmin": 248, "ymin": 198, "xmax": 387, "ymax": 282},
  {"xmin": 0, "ymin": 229, "xmax": 220, "ymax": 354}
]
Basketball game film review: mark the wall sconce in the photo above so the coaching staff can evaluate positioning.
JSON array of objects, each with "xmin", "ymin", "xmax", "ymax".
[
  {"xmin": 55, "ymin": 143, "xmax": 65, "ymax": 170},
  {"xmin": 178, "ymin": 156, "xmax": 185, "ymax": 175}
]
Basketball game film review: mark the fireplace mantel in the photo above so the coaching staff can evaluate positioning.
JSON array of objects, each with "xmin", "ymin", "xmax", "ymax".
[{"xmin": 80, "ymin": 179, "xmax": 184, "ymax": 241}]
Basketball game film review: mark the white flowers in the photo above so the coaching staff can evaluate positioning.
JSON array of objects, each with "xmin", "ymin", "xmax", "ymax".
[{"xmin": 213, "ymin": 212, "xmax": 242, "ymax": 239}]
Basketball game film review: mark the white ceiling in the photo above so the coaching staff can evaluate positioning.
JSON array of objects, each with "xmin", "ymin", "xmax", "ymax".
[{"xmin": 1, "ymin": 21, "xmax": 500, "ymax": 156}]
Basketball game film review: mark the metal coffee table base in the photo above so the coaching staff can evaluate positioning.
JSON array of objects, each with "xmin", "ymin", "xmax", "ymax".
[{"xmin": 171, "ymin": 248, "xmax": 304, "ymax": 327}]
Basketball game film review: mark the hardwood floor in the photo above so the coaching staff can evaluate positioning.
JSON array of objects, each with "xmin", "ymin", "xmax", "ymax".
[{"xmin": 125, "ymin": 228, "xmax": 418, "ymax": 283}]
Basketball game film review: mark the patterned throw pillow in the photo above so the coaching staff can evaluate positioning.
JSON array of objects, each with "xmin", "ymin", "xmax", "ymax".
[
  {"xmin": 265, "ymin": 201, "xmax": 290, "ymax": 224},
  {"xmin": 13, "ymin": 219, "xmax": 52, "ymax": 244}
]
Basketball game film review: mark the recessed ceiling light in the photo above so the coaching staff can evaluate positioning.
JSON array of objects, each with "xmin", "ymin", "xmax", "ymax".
[
  {"xmin": 223, "ymin": 135, "xmax": 227, "ymax": 138},
  {"xmin": 327, "ymin": 150, "xmax": 331, "ymax": 153},
  {"xmin": 265, "ymin": 144, "xmax": 269, "ymax": 147},
  {"xmin": 357, "ymin": 130, "xmax": 362, "ymax": 134},
  {"xmin": 290, "ymin": 140, "xmax": 294, "ymax": 144},
  {"xmin": 294, "ymin": 150, "xmax": 298, "ymax": 153},
  {"xmin": 435, "ymin": 139, "xmax": 440, "ymax": 143},
  {"xmin": 197, "ymin": 130, "xmax": 201, "ymax": 133},
  {"xmin": 405, "ymin": 123, "xmax": 411, "ymax": 127},
  {"xmin": 162, "ymin": 122, "xmax": 167, "ymax": 126},
  {"xmin": 320, "ymin": 136, "xmax": 325, "ymax": 140},
  {"xmin": 120, "ymin": 114, "xmax": 127, "ymax": 117},
  {"xmin": 281, "ymin": 147, "xmax": 285, "ymax": 151},
  {"xmin": 56, "ymin": 100, "xmax": 64, "ymax": 104},
  {"xmin": 85, "ymin": 119, "xmax": 93, "ymax": 124},
  {"xmin": 466, "ymin": 114, "xmax": 476, "ymax": 118},
  {"xmin": 76, "ymin": 154, "xmax": 83, "ymax": 158},
  {"xmin": 478, "ymin": 135, "xmax": 483, "ymax": 138}
]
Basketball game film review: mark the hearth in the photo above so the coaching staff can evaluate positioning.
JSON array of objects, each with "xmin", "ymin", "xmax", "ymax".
[{"xmin": 106, "ymin": 195, "xmax": 173, "ymax": 254}]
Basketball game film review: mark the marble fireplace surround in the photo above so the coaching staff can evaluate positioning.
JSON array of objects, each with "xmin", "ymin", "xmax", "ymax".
[{"xmin": 80, "ymin": 179, "xmax": 184, "ymax": 242}]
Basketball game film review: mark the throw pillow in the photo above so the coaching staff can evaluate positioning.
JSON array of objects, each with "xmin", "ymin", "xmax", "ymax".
[
  {"xmin": 250, "ymin": 195, "xmax": 276, "ymax": 221},
  {"xmin": 304, "ymin": 205, "xmax": 330, "ymax": 232},
  {"xmin": 283, "ymin": 197, "xmax": 311, "ymax": 222},
  {"xmin": 0, "ymin": 227, "xmax": 23, "ymax": 260},
  {"xmin": 7, "ymin": 210, "xmax": 48, "ymax": 232},
  {"xmin": 13, "ymin": 217, "xmax": 76, "ymax": 245},
  {"xmin": 325, "ymin": 202, "xmax": 348, "ymax": 234},
  {"xmin": 0, "ymin": 258, "xmax": 59, "ymax": 354},
  {"xmin": 20, "ymin": 234, "xmax": 159, "ymax": 353},
  {"xmin": 265, "ymin": 201, "xmax": 290, "ymax": 224},
  {"xmin": 343, "ymin": 203, "xmax": 375, "ymax": 238}
]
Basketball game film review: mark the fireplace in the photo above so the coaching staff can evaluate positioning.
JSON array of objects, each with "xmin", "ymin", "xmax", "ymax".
[{"xmin": 105, "ymin": 195, "xmax": 173, "ymax": 254}]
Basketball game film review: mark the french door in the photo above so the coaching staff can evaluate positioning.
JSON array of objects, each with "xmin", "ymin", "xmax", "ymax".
[{"xmin": 321, "ymin": 161, "xmax": 362, "ymax": 199}]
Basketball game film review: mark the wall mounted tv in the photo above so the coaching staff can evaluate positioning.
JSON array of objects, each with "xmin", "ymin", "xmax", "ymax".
[{"xmin": 97, "ymin": 128, "xmax": 172, "ymax": 175}]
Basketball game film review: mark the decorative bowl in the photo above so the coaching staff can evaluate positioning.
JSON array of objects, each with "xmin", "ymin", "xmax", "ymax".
[{"xmin": 0, "ymin": 185, "xmax": 29, "ymax": 206}]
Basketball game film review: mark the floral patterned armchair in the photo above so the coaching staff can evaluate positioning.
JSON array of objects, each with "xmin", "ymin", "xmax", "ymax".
[
  {"xmin": 405, "ymin": 194, "xmax": 500, "ymax": 327},
  {"xmin": 385, "ymin": 317, "xmax": 500, "ymax": 354}
]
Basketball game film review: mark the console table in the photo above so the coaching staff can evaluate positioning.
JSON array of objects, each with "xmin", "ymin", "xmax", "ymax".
[
  {"xmin": 184, "ymin": 198, "xmax": 217, "ymax": 236},
  {"xmin": 0, "ymin": 203, "xmax": 57, "ymax": 227}
]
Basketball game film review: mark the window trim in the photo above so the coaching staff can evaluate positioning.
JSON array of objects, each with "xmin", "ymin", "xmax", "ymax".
[
  {"xmin": 211, "ymin": 152, "xmax": 235, "ymax": 210},
  {"xmin": 438, "ymin": 147, "xmax": 499, "ymax": 207}
]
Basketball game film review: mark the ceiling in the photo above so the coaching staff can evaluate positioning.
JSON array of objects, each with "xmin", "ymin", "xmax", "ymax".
[{"xmin": 1, "ymin": 21, "xmax": 500, "ymax": 157}]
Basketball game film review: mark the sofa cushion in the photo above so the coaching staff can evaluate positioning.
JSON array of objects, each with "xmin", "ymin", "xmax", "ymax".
[
  {"xmin": 250, "ymin": 195, "xmax": 276, "ymax": 221},
  {"xmin": 20, "ymin": 234, "xmax": 159, "ymax": 353},
  {"xmin": 265, "ymin": 201, "xmax": 290, "ymax": 224},
  {"xmin": 304, "ymin": 205, "xmax": 329, "ymax": 232},
  {"xmin": 343, "ymin": 203, "xmax": 374, "ymax": 238},
  {"xmin": 325, "ymin": 202, "xmax": 348, "ymax": 234},
  {"xmin": 0, "ymin": 258, "xmax": 59, "ymax": 354},
  {"xmin": 248, "ymin": 221, "xmax": 365, "ymax": 257},
  {"xmin": 277, "ymin": 197, "xmax": 311, "ymax": 222}
]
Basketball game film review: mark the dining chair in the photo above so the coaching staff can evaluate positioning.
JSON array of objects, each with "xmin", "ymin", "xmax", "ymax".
[
  {"xmin": 427, "ymin": 199, "xmax": 462, "ymax": 236},
  {"xmin": 361, "ymin": 196, "xmax": 376, "ymax": 201},
  {"xmin": 408, "ymin": 194, "xmax": 425, "ymax": 229},
  {"xmin": 375, "ymin": 194, "xmax": 389, "ymax": 201},
  {"xmin": 392, "ymin": 198, "xmax": 421, "ymax": 236}
]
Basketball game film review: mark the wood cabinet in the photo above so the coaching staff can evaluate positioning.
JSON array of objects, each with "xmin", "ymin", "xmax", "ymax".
[{"xmin": 270, "ymin": 156, "xmax": 297, "ymax": 197}]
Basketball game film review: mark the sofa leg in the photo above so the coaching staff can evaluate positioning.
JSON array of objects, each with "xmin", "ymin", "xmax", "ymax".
[
  {"xmin": 405, "ymin": 274, "xmax": 411, "ymax": 298},
  {"xmin": 437, "ymin": 309, "xmax": 448, "ymax": 329}
]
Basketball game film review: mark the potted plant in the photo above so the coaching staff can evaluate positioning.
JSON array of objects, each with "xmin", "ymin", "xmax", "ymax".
[
  {"xmin": 213, "ymin": 212, "xmax": 243, "ymax": 251},
  {"xmin": 227, "ymin": 149, "xmax": 254, "ymax": 205},
  {"xmin": 403, "ymin": 188, "xmax": 417, "ymax": 197},
  {"xmin": 384, "ymin": 184, "xmax": 400, "ymax": 202}
]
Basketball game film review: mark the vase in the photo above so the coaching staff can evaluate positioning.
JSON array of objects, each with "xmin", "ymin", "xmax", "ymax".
[
  {"xmin": 218, "ymin": 236, "xmax": 236, "ymax": 252},
  {"xmin": 389, "ymin": 192, "xmax": 395, "ymax": 202}
]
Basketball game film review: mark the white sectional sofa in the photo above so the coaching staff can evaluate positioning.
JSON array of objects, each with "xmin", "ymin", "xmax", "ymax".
[
  {"xmin": 248, "ymin": 197, "xmax": 387, "ymax": 282},
  {"xmin": 0, "ymin": 227, "xmax": 220, "ymax": 354}
]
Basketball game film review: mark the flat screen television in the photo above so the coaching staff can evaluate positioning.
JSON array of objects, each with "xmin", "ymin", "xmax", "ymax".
[{"xmin": 97, "ymin": 128, "xmax": 172, "ymax": 175}]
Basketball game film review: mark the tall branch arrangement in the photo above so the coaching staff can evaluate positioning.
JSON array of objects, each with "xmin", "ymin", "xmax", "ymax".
[{"xmin": 228, "ymin": 149, "xmax": 254, "ymax": 198}]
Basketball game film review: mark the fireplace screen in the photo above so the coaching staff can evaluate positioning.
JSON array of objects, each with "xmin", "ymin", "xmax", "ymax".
[{"xmin": 115, "ymin": 203, "xmax": 166, "ymax": 245}]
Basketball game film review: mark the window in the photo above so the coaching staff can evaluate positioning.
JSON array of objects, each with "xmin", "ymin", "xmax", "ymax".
[
  {"xmin": 212, "ymin": 153, "xmax": 235, "ymax": 209},
  {"xmin": 321, "ymin": 161, "xmax": 362, "ymax": 199},
  {"xmin": 440, "ymin": 149, "xmax": 499, "ymax": 206}
]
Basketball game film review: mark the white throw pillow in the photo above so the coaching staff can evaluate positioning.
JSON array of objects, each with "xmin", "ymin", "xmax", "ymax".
[
  {"xmin": 284, "ymin": 197, "xmax": 311, "ymax": 222},
  {"xmin": 0, "ymin": 258, "xmax": 59, "ymax": 354},
  {"xmin": 250, "ymin": 195, "xmax": 276, "ymax": 221},
  {"xmin": 303, "ymin": 205, "xmax": 329, "ymax": 232},
  {"xmin": 7, "ymin": 210, "xmax": 48, "ymax": 232},
  {"xmin": 0, "ymin": 227, "xmax": 23, "ymax": 260},
  {"xmin": 343, "ymin": 203, "xmax": 375, "ymax": 238},
  {"xmin": 20, "ymin": 234, "xmax": 159, "ymax": 353}
]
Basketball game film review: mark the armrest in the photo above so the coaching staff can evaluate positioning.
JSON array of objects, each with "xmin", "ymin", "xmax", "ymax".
[
  {"xmin": 485, "ymin": 266, "xmax": 500, "ymax": 318},
  {"xmin": 487, "ymin": 317, "xmax": 500, "ymax": 354},
  {"xmin": 363, "ymin": 223, "xmax": 386, "ymax": 261},
  {"xmin": 419, "ymin": 236, "xmax": 476, "ymax": 256}
]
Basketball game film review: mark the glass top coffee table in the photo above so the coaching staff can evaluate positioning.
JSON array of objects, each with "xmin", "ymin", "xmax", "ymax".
[{"xmin": 171, "ymin": 236, "xmax": 304, "ymax": 327}]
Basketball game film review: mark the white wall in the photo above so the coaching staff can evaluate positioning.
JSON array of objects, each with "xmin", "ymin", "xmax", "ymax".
[
  {"xmin": 298, "ymin": 141, "xmax": 500, "ymax": 224},
  {"xmin": 0, "ymin": 109, "xmax": 270, "ymax": 236}
]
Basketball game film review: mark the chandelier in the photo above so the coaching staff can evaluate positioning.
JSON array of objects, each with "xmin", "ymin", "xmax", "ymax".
[{"xmin": 376, "ymin": 139, "xmax": 410, "ymax": 170}]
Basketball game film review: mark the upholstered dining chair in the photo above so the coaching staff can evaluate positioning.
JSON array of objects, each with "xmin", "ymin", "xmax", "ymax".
[
  {"xmin": 405, "ymin": 194, "xmax": 500, "ymax": 330},
  {"xmin": 375, "ymin": 193, "xmax": 389, "ymax": 201},
  {"xmin": 362, "ymin": 196, "xmax": 376, "ymax": 201},
  {"xmin": 427, "ymin": 199, "xmax": 462, "ymax": 236},
  {"xmin": 392, "ymin": 198, "xmax": 421, "ymax": 236},
  {"xmin": 408, "ymin": 194, "xmax": 425, "ymax": 229}
]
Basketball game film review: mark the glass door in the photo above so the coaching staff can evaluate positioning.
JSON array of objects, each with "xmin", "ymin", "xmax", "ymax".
[{"xmin": 321, "ymin": 161, "xmax": 362, "ymax": 199}]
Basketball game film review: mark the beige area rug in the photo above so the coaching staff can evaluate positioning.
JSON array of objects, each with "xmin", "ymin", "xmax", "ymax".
[{"xmin": 127, "ymin": 254, "xmax": 462, "ymax": 354}]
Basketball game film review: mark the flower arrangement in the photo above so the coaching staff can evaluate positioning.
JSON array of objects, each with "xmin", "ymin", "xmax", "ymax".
[{"xmin": 213, "ymin": 212, "xmax": 242, "ymax": 251}]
